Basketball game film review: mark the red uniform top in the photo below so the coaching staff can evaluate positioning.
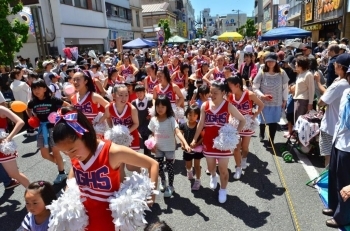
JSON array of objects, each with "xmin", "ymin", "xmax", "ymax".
[
  {"xmin": 0, "ymin": 117, "xmax": 7, "ymax": 129},
  {"xmin": 154, "ymin": 84, "xmax": 176, "ymax": 104},
  {"xmin": 108, "ymin": 102, "xmax": 140, "ymax": 150},
  {"xmin": 72, "ymin": 140, "xmax": 119, "ymax": 231},
  {"xmin": 202, "ymin": 100, "xmax": 231, "ymax": 158},
  {"xmin": 173, "ymin": 71, "xmax": 186, "ymax": 89},
  {"xmin": 128, "ymin": 92, "xmax": 137, "ymax": 103},
  {"xmin": 145, "ymin": 76, "xmax": 158, "ymax": 94},
  {"xmin": 195, "ymin": 69, "xmax": 205, "ymax": 79},
  {"xmin": 213, "ymin": 67, "xmax": 225, "ymax": 80},
  {"xmin": 120, "ymin": 65, "xmax": 134, "ymax": 78},
  {"xmin": 196, "ymin": 56, "xmax": 205, "ymax": 69},
  {"xmin": 228, "ymin": 90, "xmax": 254, "ymax": 136},
  {"xmin": 167, "ymin": 64, "xmax": 180, "ymax": 76},
  {"xmin": 71, "ymin": 92, "xmax": 99, "ymax": 122}
]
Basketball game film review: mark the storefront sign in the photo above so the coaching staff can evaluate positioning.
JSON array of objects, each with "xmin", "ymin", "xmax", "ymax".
[
  {"xmin": 110, "ymin": 30, "xmax": 134, "ymax": 41},
  {"xmin": 303, "ymin": 24, "xmax": 323, "ymax": 31},
  {"xmin": 264, "ymin": 5, "xmax": 271, "ymax": 21},
  {"xmin": 315, "ymin": 0, "xmax": 343, "ymax": 22},
  {"xmin": 305, "ymin": 1, "xmax": 313, "ymax": 21},
  {"xmin": 266, "ymin": 20, "xmax": 272, "ymax": 31}
]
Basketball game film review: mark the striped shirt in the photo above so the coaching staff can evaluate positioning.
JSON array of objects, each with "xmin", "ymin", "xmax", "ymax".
[{"xmin": 21, "ymin": 212, "xmax": 50, "ymax": 231}]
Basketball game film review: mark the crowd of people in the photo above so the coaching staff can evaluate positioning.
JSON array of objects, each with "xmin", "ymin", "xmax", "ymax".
[{"xmin": 1, "ymin": 36, "xmax": 350, "ymax": 230}]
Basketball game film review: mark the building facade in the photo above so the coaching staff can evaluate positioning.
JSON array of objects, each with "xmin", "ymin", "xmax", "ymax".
[
  {"xmin": 183, "ymin": 0, "xmax": 195, "ymax": 39},
  {"xmin": 129, "ymin": 0, "xmax": 143, "ymax": 39}
]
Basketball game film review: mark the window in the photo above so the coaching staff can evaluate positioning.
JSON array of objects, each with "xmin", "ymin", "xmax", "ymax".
[
  {"xmin": 60, "ymin": 0, "xmax": 73, "ymax": 5},
  {"xmin": 91, "ymin": 0, "xmax": 102, "ymax": 11},
  {"xmin": 136, "ymin": 11, "xmax": 140, "ymax": 27},
  {"xmin": 119, "ymin": 7, "xmax": 126, "ymax": 18},
  {"xmin": 112, "ymin": 6, "xmax": 119, "ymax": 16},
  {"xmin": 74, "ymin": 0, "xmax": 87, "ymax": 9},
  {"xmin": 127, "ymin": 9, "xmax": 132, "ymax": 21}
]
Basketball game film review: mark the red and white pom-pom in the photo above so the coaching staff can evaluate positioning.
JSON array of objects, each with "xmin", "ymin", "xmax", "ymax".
[
  {"xmin": 213, "ymin": 123, "xmax": 240, "ymax": 151},
  {"xmin": 0, "ymin": 129, "xmax": 8, "ymax": 139},
  {"xmin": 106, "ymin": 86, "xmax": 113, "ymax": 102},
  {"xmin": 108, "ymin": 168, "xmax": 159, "ymax": 231},
  {"xmin": 148, "ymin": 106, "xmax": 155, "ymax": 117},
  {"xmin": 180, "ymin": 88, "xmax": 188, "ymax": 99},
  {"xmin": 229, "ymin": 115, "xmax": 259, "ymax": 131},
  {"xmin": 144, "ymin": 137, "xmax": 156, "ymax": 150},
  {"xmin": 47, "ymin": 178, "xmax": 88, "ymax": 231},
  {"xmin": 0, "ymin": 139, "xmax": 17, "ymax": 155},
  {"xmin": 171, "ymin": 104, "xmax": 184, "ymax": 120},
  {"xmin": 93, "ymin": 112, "xmax": 109, "ymax": 136},
  {"xmin": 104, "ymin": 125, "xmax": 134, "ymax": 147}
]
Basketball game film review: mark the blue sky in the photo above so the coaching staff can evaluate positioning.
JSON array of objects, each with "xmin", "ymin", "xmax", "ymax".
[{"xmin": 191, "ymin": 0, "xmax": 255, "ymax": 19}]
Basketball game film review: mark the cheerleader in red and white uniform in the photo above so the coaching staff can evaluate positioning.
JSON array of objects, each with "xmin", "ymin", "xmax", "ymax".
[
  {"xmin": 105, "ymin": 67, "xmax": 124, "ymax": 90},
  {"xmin": 192, "ymin": 48, "xmax": 210, "ymax": 69},
  {"xmin": 70, "ymin": 71, "xmax": 109, "ymax": 123},
  {"xmin": 53, "ymin": 107, "xmax": 158, "ymax": 231},
  {"xmin": 157, "ymin": 53, "xmax": 171, "ymax": 66},
  {"xmin": 118, "ymin": 55, "xmax": 139, "ymax": 83},
  {"xmin": 227, "ymin": 76, "xmax": 264, "ymax": 180},
  {"xmin": 167, "ymin": 56, "xmax": 180, "ymax": 76},
  {"xmin": 171, "ymin": 63, "xmax": 189, "ymax": 90},
  {"xmin": 203, "ymin": 55, "xmax": 226, "ymax": 84},
  {"xmin": 143, "ymin": 62, "xmax": 159, "ymax": 94},
  {"xmin": 191, "ymin": 80, "xmax": 245, "ymax": 204},
  {"xmin": 153, "ymin": 66, "xmax": 184, "ymax": 108},
  {"xmin": 0, "ymin": 106, "xmax": 29, "ymax": 188}
]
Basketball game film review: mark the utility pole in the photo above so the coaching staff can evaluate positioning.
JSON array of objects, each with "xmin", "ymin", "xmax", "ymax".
[{"xmin": 232, "ymin": 9, "xmax": 241, "ymax": 28}]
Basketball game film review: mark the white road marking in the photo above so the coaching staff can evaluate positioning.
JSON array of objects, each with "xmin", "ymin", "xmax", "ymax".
[
  {"xmin": 13, "ymin": 131, "xmax": 26, "ymax": 138},
  {"xmin": 293, "ymin": 147, "xmax": 320, "ymax": 180}
]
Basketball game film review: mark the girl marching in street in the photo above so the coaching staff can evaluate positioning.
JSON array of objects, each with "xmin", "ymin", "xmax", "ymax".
[
  {"xmin": 118, "ymin": 55, "xmax": 139, "ymax": 83},
  {"xmin": 191, "ymin": 80, "xmax": 245, "ymax": 203},
  {"xmin": 171, "ymin": 63, "xmax": 189, "ymax": 90},
  {"xmin": 203, "ymin": 55, "xmax": 226, "ymax": 84},
  {"xmin": 227, "ymin": 76, "xmax": 264, "ymax": 179},
  {"xmin": 144, "ymin": 62, "xmax": 159, "ymax": 94}
]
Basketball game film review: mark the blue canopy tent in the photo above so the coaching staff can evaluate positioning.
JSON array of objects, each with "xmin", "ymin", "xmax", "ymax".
[
  {"xmin": 260, "ymin": 27, "xmax": 311, "ymax": 41},
  {"xmin": 122, "ymin": 38, "xmax": 156, "ymax": 49}
]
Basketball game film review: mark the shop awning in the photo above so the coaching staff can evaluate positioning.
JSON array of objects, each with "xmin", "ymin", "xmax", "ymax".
[
  {"xmin": 261, "ymin": 27, "xmax": 311, "ymax": 41},
  {"xmin": 218, "ymin": 32, "xmax": 243, "ymax": 42}
]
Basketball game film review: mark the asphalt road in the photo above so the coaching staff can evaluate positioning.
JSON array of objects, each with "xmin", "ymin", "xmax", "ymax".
[{"xmin": 0, "ymin": 128, "xmax": 330, "ymax": 231}]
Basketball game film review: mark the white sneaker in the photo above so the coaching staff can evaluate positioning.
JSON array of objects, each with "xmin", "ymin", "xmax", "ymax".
[
  {"xmin": 241, "ymin": 158, "xmax": 247, "ymax": 170},
  {"xmin": 233, "ymin": 167, "xmax": 242, "ymax": 180},
  {"xmin": 209, "ymin": 174, "xmax": 218, "ymax": 189},
  {"xmin": 218, "ymin": 189, "xmax": 227, "ymax": 203}
]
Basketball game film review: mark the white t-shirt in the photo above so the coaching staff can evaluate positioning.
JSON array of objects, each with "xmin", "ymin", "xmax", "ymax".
[
  {"xmin": 148, "ymin": 116, "xmax": 178, "ymax": 151},
  {"xmin": 333, "ymin": 88, "xmax": 350, "ymax": 152},
  {"xmin": 49, "ymin": 82, "xmax": 62, "ymax": 99},
  {"xmin": 320, "ymin": 78, "xmax": 350, "ymax": 135},
  {"xmin": 237, "ymin": 50, "xmax": 245, "ymax": 68}
]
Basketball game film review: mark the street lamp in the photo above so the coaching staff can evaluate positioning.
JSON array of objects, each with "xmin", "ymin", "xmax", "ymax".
[{"xmin": 232, "ymin": 9, "xmax": 242, "ymax": 28}]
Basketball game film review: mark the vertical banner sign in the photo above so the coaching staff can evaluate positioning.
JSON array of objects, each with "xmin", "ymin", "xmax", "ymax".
[
  {"xmin": 278, "ymin": 4, "xmax": 290, "ymax": 27},
  {"xmin": 19, "ymin": 7, "xmax": 35, "ymax": 37}
]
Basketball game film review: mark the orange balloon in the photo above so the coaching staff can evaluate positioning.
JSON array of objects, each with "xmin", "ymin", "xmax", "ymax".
[{"xmin": 11, "ymin": 101, "xmax": 27, "ymax": 113}]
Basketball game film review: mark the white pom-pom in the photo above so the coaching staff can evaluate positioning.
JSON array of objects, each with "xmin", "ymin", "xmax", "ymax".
[
  {"xmin": 213, "ymin": 123, "xmax": 240, "ymax": 151},
  {"xmin": 171, "ymin": 104, "xmax": 184, "ymax": 120},
  {"xmin": 148, "ymin": 106, "xmax": 155, "ymax": 117},
  {"xmin": 180, "ymin": 88, "xmax": 188, "ymax": 99},
  {"xmin": 47, "ymin": 178, "xmax": 89, "ymax": 231},
  {"xmin": 93, "ymin": 112, "xmax": 109, "ymax": 135},
  {"xmin": 0, "ymin": 140, "xmax": 17, "ymax": 155},
  {"xmin": 109, "ymin": 169, "xmax": 159, "ymax": 231},
  {"xmin": 229, "ymin": 115, "xmax": 259, "ymax": 131},
  {"xmin": 106, "ymin": 86, "xmax": 113, "ymax": 102},
  {"xmin": 146, "ymin": 93, "xmax": 153, "ymax": 100},
  {"xmin": 104, "ymin": 125, "xmax": 134, "ymax": 147},
  {"xmin": 0, "ymin": 130, "xmax": 8, "ymax": 139}
]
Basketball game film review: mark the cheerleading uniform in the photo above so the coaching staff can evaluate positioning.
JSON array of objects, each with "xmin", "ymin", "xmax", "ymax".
[
  {"xmin": 120, "ymin": 65, "xmax": 135, "ymax": 82},
  {"xmin": 145, "ymin": 76, "xmax": 158, "ymax": 94},
  {"xmin": 72, "ymin": 140, "xmax": 119, "ymax": 231},
  {"xmin": 167, "ymin": 64, "xmax": 180, "ymax": 76},
  {"xmin": 196, "ymin": 56, "xmax": 205, "ymax": 69},
  {"xmin": 0, "ymin": 117, "xmax": 17, "ymax": 163},
  {"xmin": 71, "ymin": 92, "xmax": 99, "ymax": 122},
  {"xmin": 173, "ymin": 71, "xmax": 185, "ymax": 89},
  {"xmin": 108, "ymin": 102, "xmax": 140, "ymax": 150},
  {"xmin": 154, "ymin": 84, "xmax": 176, "ymax": 104},
  {"xmin": 213, "ymin": 67, "xmax": 225, "ymax": 80},
  {"xmin": 202, "ymin": 100, "xmax": 231, "ymax": 158},
  {"xmin": 228, "ymin": 90, "xmax": 254, "ymax": 136},
  {"xmin": 195, "ymin": 69, "xmax": 205, "ymax": 80}
]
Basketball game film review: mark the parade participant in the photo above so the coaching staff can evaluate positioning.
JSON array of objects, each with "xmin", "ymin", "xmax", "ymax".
[
  {"xmin": 70, "ymin": 71, "xmax": 109, "ymax": 123},
  {"xmin": 157, "ymin": 53, "xmax": 171, "ymax": 66},
  {"xmin": 144, "ymin": 62, "xmax": 159, "ymax": 94},
  {"xmin": 105, "ymin": 67, "xmax": 123, "ymax": 90},
  {"xmin": 179, "ymin": 105, "xmax": 203, "ymax": 191},
  {"xmin": 21, "ymin": 181, "xmax": 57, "ymax": 231},
  {"xmin": 190, "ymin": 80, "xmax": 245, "ymax": 203},
  {"xmin": 194, "ymin": 84, "xmax": 210, "ymax": 108},
  {"xmin": 118, "ymin": 55, "xmax": 139, "ymax": 83},
  {"xmin": 131, "ymin": 84, "xmax": 153, "ymax": 156},
  {"xmin": 193, "ymin": 61, "xmax": 209, "ymax": 81},
  {"xmin": 227, "ymin": 76, "xmax": 264, "ymax": 179},
  {"xmin": 192, "ymin": 48, "xmax": 210, "ymax": 69},
  {"xmin": 125, "ymin": 81, "xmax": 137, "ymax": 103},
  {"xmin": 171, "ymin": 62, "xmax": 189, "ymax": 90},
  {"xmin": 148, "ymin": 95, "xmax": 191, "ymax": 197},
  {"xmin": 0, "ymin": 106, "xmax": 30, "ymax": 188},
  {"xmin": 167, "ymin": 56, "xmax": 181, "ymax": 76},
  {"xmin": 203, "ymin": 55, "xmax": 226, "ymax": 84},
  {"xmin": 90, "ymin": 63, "xmax": 106, "ymax": 97},
  {"xmin": 27, "ymin": 79, "xmax": 70, "ymax": 184},
  {"xmin": 53, "ymin": 107, "xmax": 159, "ymax": 231},
  {"xmin": 153, "ymin": 66, "xmax": 184, "ymax": 108}
]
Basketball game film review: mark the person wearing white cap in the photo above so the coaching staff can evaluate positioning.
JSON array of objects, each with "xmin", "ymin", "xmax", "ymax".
[{"xmin": 42, "ymin": 60, "xmax": 54, "ymax": 86}]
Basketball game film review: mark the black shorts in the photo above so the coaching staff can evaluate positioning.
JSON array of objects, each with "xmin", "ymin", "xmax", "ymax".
[
  {"xmin": 183, "ymin": 151, "xmax": 204, "ymax": 161},
  {"xmin": 286, "ymin": 113, "xmax": 294, "ymax": 125}
]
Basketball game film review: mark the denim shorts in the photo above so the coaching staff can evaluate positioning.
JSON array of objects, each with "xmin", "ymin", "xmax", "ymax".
[
  {"xmin": 154, "ymin": 150, "xmax": 175, "ymax": 159},
  {"xmin": 37, "ymin": 128, "xmax": 55, "ymax": 148}
]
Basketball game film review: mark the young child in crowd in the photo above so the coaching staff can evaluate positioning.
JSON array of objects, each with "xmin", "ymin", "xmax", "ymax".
[
  {"xmin": 148, "ymin": 95, "xmax": 191, "ymax": 197},
  {"xmin": 190, "ymin": 79, "xmax": 203, "ymax": 105},
  {"xmin": 284, "ymin": 84, "xmax": 295, "ymax": 139},
  {"xmin": 21, "ymin": 181, "xmax": 57, "ymax": 231},
  {"xmin": 48, "ymin": 73, "xmax": 62, "ymax": 99},
  {"xmin": 179, "ymin": 105, "xmax": 203, "ymax": 190},
  {"xmin": 194, "ymin": 85, "xmax": 210, "ymax": 108},
  {"xmin": 131, "ymin": 83, "xmax": 153, "ymax": 156}
]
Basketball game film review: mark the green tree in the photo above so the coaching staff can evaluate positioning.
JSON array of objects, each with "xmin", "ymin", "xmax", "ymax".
[
  {"xmin": 243, "ymin": 19, "xmax": 257, "ymax": 37},
  {"xmin": 0, "ymin": 1, "xmax": 29, "ymax": 66},
  {"xmin": 158, "ymin": 19, "xmax": 172, "ymax": 44},
  {"xmin": 237, "ymin": 25, "xmax": 246, "ymax": 36}
]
